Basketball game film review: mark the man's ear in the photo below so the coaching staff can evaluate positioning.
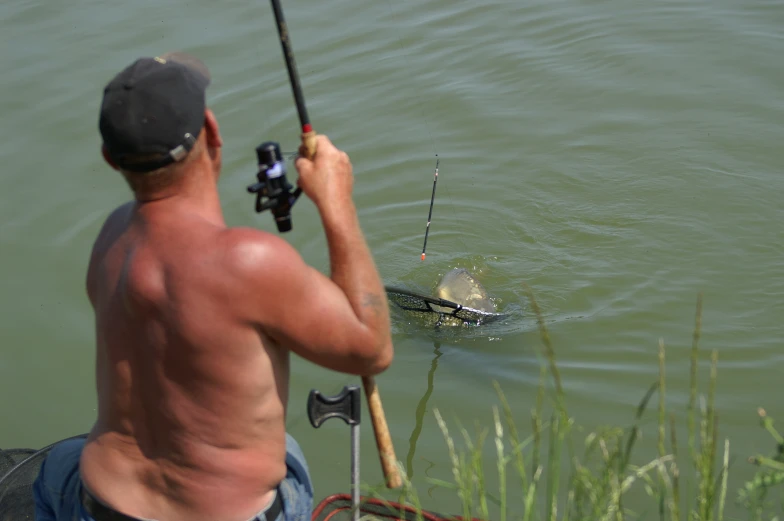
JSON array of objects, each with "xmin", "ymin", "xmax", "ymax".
[
  {"xmin": 204, "ymin": 109, "xmax": 223, "ymax": 148},
  {"xmin": 101, "ymin": 145, "xmax": 119, "ymax": 170}
]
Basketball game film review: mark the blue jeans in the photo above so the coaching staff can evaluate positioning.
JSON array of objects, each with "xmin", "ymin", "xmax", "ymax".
[{"xmin": 32, "ymin": 434, "xmax": 314, "ymax": 521}]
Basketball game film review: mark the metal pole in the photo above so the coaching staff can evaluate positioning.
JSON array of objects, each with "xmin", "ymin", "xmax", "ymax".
[
  {"xmin": 306, "ymin": 386, "xmax": 363, "ymax": 519},
  {"xmin": 351, "ymin": 422, "xmax": 360, "ymax": 521}
]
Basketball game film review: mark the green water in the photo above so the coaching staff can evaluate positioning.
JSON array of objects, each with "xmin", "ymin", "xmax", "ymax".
[{"xmin": 2, "ymin": 0, "xmax": 783, "ymax": 517}]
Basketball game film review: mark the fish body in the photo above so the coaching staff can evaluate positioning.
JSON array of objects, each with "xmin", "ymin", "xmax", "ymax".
[{"xmin": 434, "ymin": 268, "xmax": 495, "ymax": 313}]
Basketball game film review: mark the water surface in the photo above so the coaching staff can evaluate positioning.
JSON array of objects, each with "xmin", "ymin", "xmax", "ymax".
[{"xmin": 2, "ymin": 0, "xmax": 783, "ymax": 517}]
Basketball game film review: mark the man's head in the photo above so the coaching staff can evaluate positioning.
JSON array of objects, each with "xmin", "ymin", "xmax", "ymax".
[{"xmin": 99, "ymin": 52, "xmax": 222, "ymax": 196}]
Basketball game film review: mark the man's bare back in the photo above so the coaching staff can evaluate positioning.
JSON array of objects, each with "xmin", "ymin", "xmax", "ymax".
[
  {"xmin": 33, "ymin": 53, "xmax": 393, "ymax": 521},
  {"xmin": 80, "ymin": 200, "xmax": 290, "ymax": 521}
]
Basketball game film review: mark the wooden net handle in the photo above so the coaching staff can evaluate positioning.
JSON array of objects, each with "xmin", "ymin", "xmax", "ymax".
[{"xmin": 362, "ymin": 376, "xmax": 402, "ymax": 489}]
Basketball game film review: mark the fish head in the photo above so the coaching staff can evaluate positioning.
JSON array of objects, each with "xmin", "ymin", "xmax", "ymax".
[{"xmin": 434, "ymin": 268, "xmax": 495, "ymax": 313}]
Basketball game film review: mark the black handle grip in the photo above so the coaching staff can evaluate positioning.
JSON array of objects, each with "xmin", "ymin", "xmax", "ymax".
[{"xmin": 307, "ymin": 385, "xmax": 361, "ymax": 428}]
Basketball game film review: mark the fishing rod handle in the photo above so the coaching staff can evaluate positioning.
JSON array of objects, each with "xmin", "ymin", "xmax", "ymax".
[
  {"xmin": 301, "ymin": 129, "xmax": 317, "ymax": 160},
  {"xmin": 361, "ymin": 375, "xmax": 402, "ymax": 489}
]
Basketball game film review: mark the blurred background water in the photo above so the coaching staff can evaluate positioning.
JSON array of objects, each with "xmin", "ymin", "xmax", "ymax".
[{"xmin": 1, "ymin": 0, "xmax": 783, "ymax": 517}]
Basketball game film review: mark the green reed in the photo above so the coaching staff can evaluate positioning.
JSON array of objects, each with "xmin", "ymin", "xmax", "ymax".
[
  {"xmin": 737, "ymin": 407, "xmax": 784, "ymax": 520},
  {"xmin": 360, "ymin": 290, "xmax": 783, "ymax": 521}
]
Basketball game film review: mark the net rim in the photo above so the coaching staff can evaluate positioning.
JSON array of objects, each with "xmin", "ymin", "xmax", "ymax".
[
  {"xmin": 384, "ymin": 286, "xmax": 506, "ymax": 322},
  {"xmin": 0, "ymin": 433, "xmax": 87, "ymax": 487},
  {"xmin": 312, "ymin": 493, "xmax": 484, "ymax": 521}
]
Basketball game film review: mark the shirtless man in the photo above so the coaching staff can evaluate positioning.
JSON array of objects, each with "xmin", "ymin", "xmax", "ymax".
[{"xmin": 32, "ymin": 52, "xmax": 393, "ymax": 521}]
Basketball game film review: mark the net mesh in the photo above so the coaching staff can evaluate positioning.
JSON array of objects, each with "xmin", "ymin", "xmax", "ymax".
[
  {"xmin": 0, "ymin": 448, "xmax": 42, "ymax": 521},
  {"xmin": 0, "ymin": 437, "xmax": 74, "ymax": 521},
  {"xmin": 0, "ymin": 434, "xmax": 88, "ymax": 521},
  {"xmin": 312, "ymin": 494, "xmax": 479, "ymax": 521},
  {"xmin": 385, "ymin": 286, "xmax": 506, "ymax": 326}
]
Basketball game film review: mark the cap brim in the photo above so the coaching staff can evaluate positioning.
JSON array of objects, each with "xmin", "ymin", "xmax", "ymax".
[{"xmin": 157, "ymin": 51, "xmax": 211, "ymax": 85}]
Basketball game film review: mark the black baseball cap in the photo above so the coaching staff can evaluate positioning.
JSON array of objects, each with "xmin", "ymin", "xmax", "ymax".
[{"xmin": 99, "ymin": 51, "xmax": 211, "ymax": 173}]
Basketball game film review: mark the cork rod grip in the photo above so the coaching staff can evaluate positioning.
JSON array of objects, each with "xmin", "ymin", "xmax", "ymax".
[{"xmin": 301, "ymin": 129, "xmax": 317, "ymax": 160}]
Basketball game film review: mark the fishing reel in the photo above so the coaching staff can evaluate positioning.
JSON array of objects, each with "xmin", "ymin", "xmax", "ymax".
[{"xmin": 246, "ymin": 141, "xmax": 302, "ymax": 233}]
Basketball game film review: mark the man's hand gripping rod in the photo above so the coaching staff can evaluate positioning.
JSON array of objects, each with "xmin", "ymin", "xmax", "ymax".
[{"xmin": 267, "ymin": 0, "xmax": 401, "ymax": 489}]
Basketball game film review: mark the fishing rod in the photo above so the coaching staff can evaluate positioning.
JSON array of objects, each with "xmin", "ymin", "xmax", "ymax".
[
  {"xmin": 268, "ymin": 0, "xmax": 317, "ymax": 160},
  {"xmin": 246, "ymin": 0, "xmax": 315, "ymax": 234},
  {"xmin": 251, "ymin": 0, "xmax": 402, "ymax": 490}
]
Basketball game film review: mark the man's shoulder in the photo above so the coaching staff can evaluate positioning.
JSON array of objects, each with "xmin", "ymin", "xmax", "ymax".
[
  {"xmin": 86, "ymin": 202, "xmax": 136, "ymax": 304},
  {"xmin": 98, "ymin": 201, "xmax": 134, "ymax": 232},
  {"xmin": 90, "ymin": 202, "xmax": 135, "ymax": 254},
  {"xmin": 215, "ymin": 226, "xmax": 303, "ymax": 280}
]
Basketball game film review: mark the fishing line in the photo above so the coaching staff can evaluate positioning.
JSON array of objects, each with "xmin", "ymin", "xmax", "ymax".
[
  {"xmin": 381, "ymin": 0, "xmax": 437, "ymax": 158},
  {"xmin": 379, "ymin": 0, "xmax": 472, "ymax": 262}
]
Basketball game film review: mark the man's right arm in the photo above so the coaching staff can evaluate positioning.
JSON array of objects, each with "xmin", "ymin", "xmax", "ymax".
[
  {"xmin": 318, "ymin": 195, "xmax": 392, "ymax": 363},
  {"xmin": 223, "ymin": 135, "xmax": 393, "ymax": 375},
  {"xmin": 223, "ymin": 222, "xmax": 393, "ymax": 376}
]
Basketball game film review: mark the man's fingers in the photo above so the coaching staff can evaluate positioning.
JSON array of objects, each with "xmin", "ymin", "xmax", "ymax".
[
  {"xmin": 297, "ymin": 143, "xmax": 310, "ymax": 162},
  {"xmin": 294, "ymin": 134, "xmax": 347, "ymax": 175},
  {"xmin": 295, "ymin": 158, "xmax": 311, "ymax": 175},
  {"xmin": 294, "ymin": 149, "xmax": 313, "ymax": 173}
]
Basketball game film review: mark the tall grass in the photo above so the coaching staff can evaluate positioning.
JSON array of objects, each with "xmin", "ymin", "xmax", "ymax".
[{"xmin": 362, "ymin": 290, "xmax": 784, "ymax": 521}]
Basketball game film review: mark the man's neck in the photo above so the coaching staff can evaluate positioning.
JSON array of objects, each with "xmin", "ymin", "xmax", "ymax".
[{"xmin": 132, "ymin": 164, "xmax": 225, "ymax": 227}]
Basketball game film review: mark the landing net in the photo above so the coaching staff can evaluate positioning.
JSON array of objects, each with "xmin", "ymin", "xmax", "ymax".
[
  {"xmin": 312, "ymin": 493, "xmax": 480, "ymax": 521},
  {"xmin": 385, "ymin": 286, "xmax": 506, "ymax": 326},
  {"xmin": 0, "ymin": 434, "xmax": 86, "ymax": 521}
]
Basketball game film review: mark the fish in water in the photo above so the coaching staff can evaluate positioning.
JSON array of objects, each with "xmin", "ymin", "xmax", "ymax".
[{"xmin": 434, "ymin": 268, "xmax": 495, "ymax": 313}]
